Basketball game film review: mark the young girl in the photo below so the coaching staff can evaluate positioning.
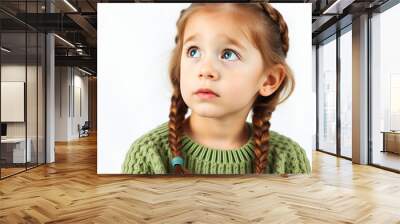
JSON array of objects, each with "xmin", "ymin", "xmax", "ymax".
[{"xmin": 122, "ymin": 2, "xmax": 311, "ymax": 175}]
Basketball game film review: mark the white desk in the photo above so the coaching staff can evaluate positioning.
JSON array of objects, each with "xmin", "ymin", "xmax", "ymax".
[{"xmin": 1, "ymin": 138, "xmax": 32, "ymax": 163}]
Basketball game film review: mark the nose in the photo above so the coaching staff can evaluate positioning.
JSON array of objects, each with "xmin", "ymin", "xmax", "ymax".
[{"xmin": 198, "ymin": 59, "xmax": 219, "ymax": 80}]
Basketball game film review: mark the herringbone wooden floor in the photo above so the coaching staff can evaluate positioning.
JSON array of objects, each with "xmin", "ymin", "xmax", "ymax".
[{"xmin": 1, "ymin": 134, "xmax": 400, "ymax": 224}]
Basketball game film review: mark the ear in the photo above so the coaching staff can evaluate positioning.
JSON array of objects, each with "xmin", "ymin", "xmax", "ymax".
[{"xmin": 258, "ymin": 64, "xmax": 286, "ymax": 97}]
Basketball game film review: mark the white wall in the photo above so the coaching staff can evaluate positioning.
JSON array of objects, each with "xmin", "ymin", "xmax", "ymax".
[
  {"xmin": 55, "ymin": 67, "xmax": 68, "ymax": 141},
  {"xmin": 312, "ymin": 45, "xmax": 317, "ymax": 150},
  {"xmin": 73, "ymin": 72, "xmax": 89, "ymax": 137},
  {"xmin": 55, "ymin": 67, "xmax": 89, "ymax": 141},
  {"xmin": 98, "ymin": 3, "xmax": 314, "ymax": 174}
]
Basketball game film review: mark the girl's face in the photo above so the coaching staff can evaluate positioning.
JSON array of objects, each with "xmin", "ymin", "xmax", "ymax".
[{"xmin": 180, "ymin": 8, "xmax": 268, "ymax": 119}]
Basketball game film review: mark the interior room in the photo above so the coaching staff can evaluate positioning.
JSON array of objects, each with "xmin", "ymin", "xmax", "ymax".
[{"xmin": 0, "ymin": 0, "xmax": 399, "ymax": 223}]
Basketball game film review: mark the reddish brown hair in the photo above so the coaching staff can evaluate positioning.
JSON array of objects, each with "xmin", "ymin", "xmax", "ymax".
[{"xmin": 168, "ymin": 1, "xmax": 295, "ymax": 175}]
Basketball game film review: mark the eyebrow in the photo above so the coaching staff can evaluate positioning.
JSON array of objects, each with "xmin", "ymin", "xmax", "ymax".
[
  {"xmin": 183, "ymin": 34, "xmax": 198, "ymax": 45},
  {"xmin": 183, "ymin": 33, "xmax": 247, "ymax": 52},
  {"xmin": 219, "ymin": 35, "xmax": 247, "ymax": 52}
]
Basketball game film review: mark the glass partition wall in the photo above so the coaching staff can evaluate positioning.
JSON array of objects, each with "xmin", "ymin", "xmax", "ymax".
[
  {"xmin": 316, "ymin": 26, "xmax": 353, "ymax": 160},
  {"xmin": 339, "ymin": 27, "xmax": 352, "ymax": 159},
  {"xmin": 0, "ymin": 1, "xmax": 46, "ymax": 179},
  {"xmin": 316, "ymin": 0, "xmax": 400, "ymax": 173},
  {"xmin": 370, "ymin": 3, "xmax": 400, "ymax": 172},
  {"xmin": 317, "ymin": 35, "xmax": 337, "ymax": 155}
]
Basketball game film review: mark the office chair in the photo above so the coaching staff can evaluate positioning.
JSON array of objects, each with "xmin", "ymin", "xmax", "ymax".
[{"xmin": 79, "ymin": 121, "xmax": 90, "ymax": 138}]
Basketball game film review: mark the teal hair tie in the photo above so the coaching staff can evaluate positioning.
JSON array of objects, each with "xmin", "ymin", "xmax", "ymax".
[{"xmin": 171, "ymin": 156, "xmax": 184, "ymax": 167}]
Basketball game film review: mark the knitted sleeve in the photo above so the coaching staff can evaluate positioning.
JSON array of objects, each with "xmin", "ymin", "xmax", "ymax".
[
  {"xmin": 285, "ymin": 141, "xmax": 311, "ymax": 174},
  {"xmin": 121, "ymin": 135, "xmax": 167, "ymax": 174}
]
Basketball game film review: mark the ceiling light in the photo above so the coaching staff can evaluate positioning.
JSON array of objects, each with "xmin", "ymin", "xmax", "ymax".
[
  {"xmin": 63, "ymin": 0, "xmax": 78, "ymax": 12},
  {"xmin": 322, "ymin": 0, "xmax": 355, "ymax": 15},
  {"xmin": 54, "ymin": 34, "xmax": 75, "ymax": 48},
  {"xmin": 78, "ymin": 67, "xmax": 93, "ymax": 76},
  {"xmin": 1, "ymin": 47, "xmax": 11, "ymax": 53}
]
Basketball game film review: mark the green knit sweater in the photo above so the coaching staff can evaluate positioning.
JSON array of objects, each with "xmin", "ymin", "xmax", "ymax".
[{"xmin": 122, "ymin": 122, "xmax": 311, "ymax": 175}]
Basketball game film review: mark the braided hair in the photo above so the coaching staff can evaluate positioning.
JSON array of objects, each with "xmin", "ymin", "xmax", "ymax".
[{"xmin": 167, "ymin": 1, "xmax": 295, "ymax": 175}]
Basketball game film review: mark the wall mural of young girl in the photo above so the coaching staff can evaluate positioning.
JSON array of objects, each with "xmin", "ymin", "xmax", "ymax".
[{"xmin": 119, "ymin": 2, "xmax": 311, "ymax": 175}]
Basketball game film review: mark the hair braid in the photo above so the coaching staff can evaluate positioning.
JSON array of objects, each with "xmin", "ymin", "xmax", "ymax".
[
  {"xmin": 252, "ymin": 95, "xmax": 279, "ymax": 174},
  {"xmin": 247, "ymin": 2, "xmax": 291, "ymax": 174},
  {"xmin": 168, "ymin": 92, "xmax": 189, "ymax": 175},
  {"xmin": 258, "ymin": 2, "xmax": 290, "ymax": 56}
]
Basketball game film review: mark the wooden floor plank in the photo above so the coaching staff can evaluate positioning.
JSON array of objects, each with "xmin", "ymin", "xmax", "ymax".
[{"xmin": 1, "ymin": 134, "xmax": 400, "ymax": 223}]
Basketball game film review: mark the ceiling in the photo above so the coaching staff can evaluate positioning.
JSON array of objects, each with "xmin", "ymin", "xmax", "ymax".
[{"xmin": 0, "ymin": 0, "xmax": 394, "ymax": 75}]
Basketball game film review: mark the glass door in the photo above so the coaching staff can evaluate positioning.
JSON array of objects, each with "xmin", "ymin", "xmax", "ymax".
[
  {"xmin": 339, "ymin": 27, "xmax": 352, "ymax": 159},
  {"xmin": 317, "ymin": 35, "xmax": 337, "ymax": 155}
]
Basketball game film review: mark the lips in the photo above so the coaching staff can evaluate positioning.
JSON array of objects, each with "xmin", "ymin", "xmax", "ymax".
[
  {"xmin": 194, "ymin": 88, "xmax": 219, "ymax": 99},
  {"xmin": 195, "ymin": 88, "xmax": 219, "ymax": 97}
]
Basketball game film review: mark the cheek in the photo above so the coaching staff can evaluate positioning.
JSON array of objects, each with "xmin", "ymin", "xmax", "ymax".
[
  {"xmin": 223, "ymin": 69, "xmax": 260, "ymax": 97},
  {"xmin": 225, "ymin": 81, "xmax": 256, "ymax": 103},
  {"xmin": 180, "ymin": 76, "xmax": 190, "ymax": 96},
  {"xmin": 180, "ymin": 57, "xmax": 193, "ymax": 81},
  {"xmin": 179, "ymin": 63, "xmax": 194, "ymax": 101}
]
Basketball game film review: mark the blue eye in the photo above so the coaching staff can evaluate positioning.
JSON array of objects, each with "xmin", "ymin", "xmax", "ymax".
[
  {"xmin": 187, "ymin": 47, "xmax": 200, "ymax": 58},
  {"xmin": 221, "ymin": 49, "xmax": 239, "ymax": 61}
]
